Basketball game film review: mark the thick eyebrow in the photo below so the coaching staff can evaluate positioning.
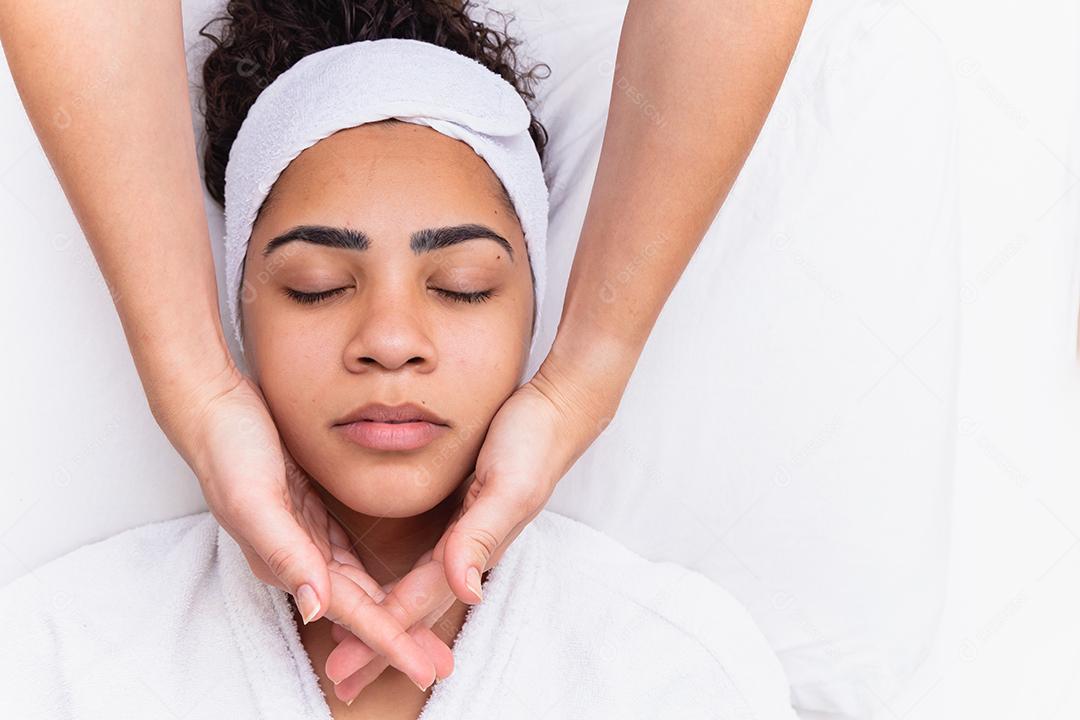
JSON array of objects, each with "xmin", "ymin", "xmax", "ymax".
[
  {"xmin": 262, "ymin": 223, "xmax": 514, "ymax": 261},
  {"xmin": 411, "ymin": 224, "xmax": 514, "ymax": 260}
]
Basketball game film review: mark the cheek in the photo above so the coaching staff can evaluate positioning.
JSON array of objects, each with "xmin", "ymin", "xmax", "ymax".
[
  {"xmin": 246, "ymin": 307, "xmax": 336, "ymax": 450},
  {"xmin": 441, "ymin": 316, "xmax": 527, "ymax": 394},
  {"xmin": 247, "ymin": 290, "xmax": 337, "ymax": 372},
  {"xmin": 428, "ymin": 324, "xmax": 527, "ymax": 475}
]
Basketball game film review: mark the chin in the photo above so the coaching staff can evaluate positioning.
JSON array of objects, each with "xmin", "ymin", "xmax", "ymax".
[
  {"xmin": 327, "ymin": 465, "xmax": 460, "ymax": 518},
  {"xmin": 363, "ymin": 498, "xmax": 446, "ymax": 519}
]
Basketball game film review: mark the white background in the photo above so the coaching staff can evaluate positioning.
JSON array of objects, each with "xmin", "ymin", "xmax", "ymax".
[{"xmin": 901, "ymin": 1, "xmax": 1080, "ymax": 718}]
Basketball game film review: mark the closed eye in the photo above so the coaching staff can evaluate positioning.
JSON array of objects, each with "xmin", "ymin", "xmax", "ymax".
[
  {"xmin": 431, "ymin": 287, "xmax": 494, "ymax": 304},
  {"xmin": 283, "ymin": 287, "xmax": 348, "ymax": 305},
  {"xmin": 283, "ymin": 286, "xmax": 494, "ymax": 305}
]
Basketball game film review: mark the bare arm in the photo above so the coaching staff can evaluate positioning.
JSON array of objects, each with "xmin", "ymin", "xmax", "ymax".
[
  {"xmin": 541, "ymin": 0, "xmax": 813, "ymax": 415},
  {"xmin": 436, "ymin": 0, "xmax": 814, "ymax": 619},
  {"xmin": 0, "ymin": 1, "xmax": 231, "ymax": 424}
]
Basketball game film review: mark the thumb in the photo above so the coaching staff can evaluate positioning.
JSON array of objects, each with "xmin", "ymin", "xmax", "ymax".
[
  {"xmin": 236, "ymin": 504, "xmax": 332, "ymax": 624},
  {"xmin": 441, "ymin": 485, "xmax": 527, "ymax": 605}
]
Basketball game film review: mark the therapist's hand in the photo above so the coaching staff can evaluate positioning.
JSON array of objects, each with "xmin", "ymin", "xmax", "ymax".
[
  {"xmin": 183, "ymin": 370, "xmax": 450, "ymax": 690},
  {"xmin": 439, "ymin": 365, "xmax": 612, "ymax": 603},
  {"xmin": 322, "ymin": 355, "xmax": 617, "ymax": 702},
  {"xmin": 186, "ymin": 371, "xmax": 332, "ymax": 615},
  {"xmin": 325, "ymin": 537, "xmax": 459, "ymax": 701}
]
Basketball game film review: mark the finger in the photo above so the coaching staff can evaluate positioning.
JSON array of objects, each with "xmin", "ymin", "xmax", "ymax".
[
  {"xmin": 433, "ymin": 514, "xmax": 529, "ymax": 574},
  {"xmin": 347, "ymin": 562, "xmax": 454, "ymax": 673},
  {"xmin": 331, "ymin": 618, "xmax": 454, "ymax": 705},
  {"xmin": 382, "ymin": 560, "xmax": 456, "ymax": 629},
  {"xmin": 380, "ymin": 562, "xmax": 455, "ymax": 673},
  {"xmin": 412, "ymin": 624, "xmax": 455, "ymax": 680},
  {"xmin": 325, "ymin": 563, "xmax": 402, "ymax": 672},
  {"xmin": 441, "ymin": 486, "xmax": 535, "ymax": 605},
  {"xmin": 326, "ymin": 634, "xmax": 377, "ymax": 677},
  {"xmin": 236, "ymin": 542, "xmax": 280, "ymax": 589},
  {"xmin": 330, "ymin": 621, "xmax": 351, "ymax": 644},
  {"xmin": 380, "ymin": 561, "xmax": 455, "ymax": 669},
  {"xmin": 420, "ymin": 591, "xmax": 458, "ymax": 629},
  {"xmin": 325, "ymin": 562, "xmax": 456, "ymax": 683},
  {"xmin": 230, "ymin": 504, "xmax": 332, "ymax": 624},
  {"xmin": 329, "ymin": 549, "xmax": 387, "ymax": 603},
  {"xmin": 326, "ymin": 515, "xmax": 357, "ymax": 555},
  {"xmin": 322, "ymin": 570, "xmax": 436, "ymax": 690},
  {"xmin": 326, "ymin": 621, "xmax": 452, "ymax": 686},
  {"xmin": 329, "ymin": 619, "xmax": 452, "ymax": 701},
  {"xmin": 325, "ymin": 567, "xmax": 395, "ymax": 666},
  {"xmin": 484, "ymin": 517, "xmax": 531, "ymax": 570},
  {"xmin": 334, "ymin": 655, "xmax": 391, "ymax": 705}
]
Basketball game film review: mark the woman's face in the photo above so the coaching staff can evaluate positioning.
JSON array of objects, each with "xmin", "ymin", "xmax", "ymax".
[{"xmin": 240, "ymin": 121, "xmax": 534, "ymax": 518}]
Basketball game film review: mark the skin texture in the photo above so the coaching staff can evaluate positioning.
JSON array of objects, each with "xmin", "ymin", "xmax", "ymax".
[
  {"xmin": 0, "ymin": 0, "xmax": 811, "ymax": 706},
  {"xmin": 242, "ymin": 120, "xmax": 532, "ymax": 713}
]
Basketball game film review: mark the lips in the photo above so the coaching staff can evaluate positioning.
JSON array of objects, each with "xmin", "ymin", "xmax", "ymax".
[
  {"xmin": 335, "ymin": 402, "xmax": 449, "ymax": 426},
  {"xmin": 334, "ymin": 402, "xmax": 450, "ymax": 451}
]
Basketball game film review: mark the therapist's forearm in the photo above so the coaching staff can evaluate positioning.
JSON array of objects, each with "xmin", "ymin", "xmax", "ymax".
[
  {"xmin": 0, "ymin": 2, "xmax": 234, "ymax": 425},
  {"xmin": 544, "ymin": 0, "xmax": 811, "ymax": 413}
]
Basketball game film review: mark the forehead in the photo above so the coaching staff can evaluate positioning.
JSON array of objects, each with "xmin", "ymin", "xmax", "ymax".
[{"xmin": 251, "ymin": 121, "xmax": 517, "ymax": 242}]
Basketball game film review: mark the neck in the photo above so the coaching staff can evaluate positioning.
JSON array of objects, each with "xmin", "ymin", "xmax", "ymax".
[{"xmin": 314, "ymin": 479, "xmax": 468, "ymax": 587}]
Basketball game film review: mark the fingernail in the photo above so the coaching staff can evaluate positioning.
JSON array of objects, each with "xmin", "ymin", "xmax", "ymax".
[
  {"xmin": 294, "ymin": 583, "xmax": 320, "ymax": 624},
  {"xmin": 465, "ymin": 566, "xmax": 483, "ymax": 602},
  {"xmin": 414, "ymin": 678, "xmax": 431, "ymax": 692},
  {"xmin": 345, "ymin": 695, "xmax": 356, "ymax": 707}
]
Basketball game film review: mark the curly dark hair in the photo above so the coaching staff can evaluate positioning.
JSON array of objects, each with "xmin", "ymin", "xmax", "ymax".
[{"xmin": 197, "ymin": 0, "xmax": 550, "ymax": 209}]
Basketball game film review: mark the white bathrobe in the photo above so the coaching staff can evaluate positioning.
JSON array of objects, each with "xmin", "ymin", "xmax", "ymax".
[{"xmin": 0, "ymin": 509, "xmax": 797, "ymax": 719}]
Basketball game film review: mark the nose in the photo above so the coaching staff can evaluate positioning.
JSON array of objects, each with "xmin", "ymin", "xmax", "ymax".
[{"xmin": 342, "ymin": 287, "xmax": 438, "ymax": 374}]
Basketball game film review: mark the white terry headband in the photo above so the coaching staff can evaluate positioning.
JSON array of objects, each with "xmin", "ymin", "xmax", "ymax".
[{"xmin": 223, "ymin": 37, "xmax": 548, "ymax": 357}]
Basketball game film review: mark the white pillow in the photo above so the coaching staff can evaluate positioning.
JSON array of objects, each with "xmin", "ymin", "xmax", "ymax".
[{"xmin": 479, "ymin": 1, "xmax": 959, "ymax": 717}]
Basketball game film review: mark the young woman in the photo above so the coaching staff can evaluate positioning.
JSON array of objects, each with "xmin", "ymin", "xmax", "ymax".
[
  {"xmin": 0, "ymin": 0, "xmax": 810, "ymax": 670},
  {"xmin": 0, "ymin": 3, "xmax": 798, "ymax": 718}
]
